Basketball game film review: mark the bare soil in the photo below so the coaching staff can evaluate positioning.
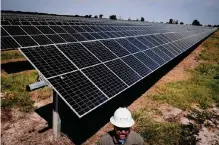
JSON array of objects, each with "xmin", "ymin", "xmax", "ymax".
[{"xmin": 1, "ymin": 45, "xmax": 218, "ymax": 144}]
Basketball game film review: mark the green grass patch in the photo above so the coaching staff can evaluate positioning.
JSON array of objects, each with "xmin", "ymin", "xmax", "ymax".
[
  {"xmin": 1, "ymin": 50, "xmax": 25, "ymax": 63},
  {"xmin": 133, "ymin": 111, "xmax": 199, "ymax": 145},
  {"xmin": 1, "ymin": 70, "xmax": 38, "ymax": 112}
]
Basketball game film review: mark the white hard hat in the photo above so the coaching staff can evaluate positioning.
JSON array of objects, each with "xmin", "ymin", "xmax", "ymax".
[{"xmin": 110, "ymin": 107, "xmax": 135, "ymax": 128}]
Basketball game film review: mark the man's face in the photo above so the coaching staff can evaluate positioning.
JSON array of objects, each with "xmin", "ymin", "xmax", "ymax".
[{"xmin": 114, "ymin": 126, "xmax": 131, "ymax": 139}]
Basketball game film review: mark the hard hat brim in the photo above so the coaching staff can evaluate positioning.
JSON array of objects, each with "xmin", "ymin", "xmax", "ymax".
[{"xmin": 110, "ymin": 116, "xmax": 135, "ymax": 128}]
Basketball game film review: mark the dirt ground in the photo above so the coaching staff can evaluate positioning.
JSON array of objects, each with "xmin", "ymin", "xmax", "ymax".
[{"xmin": 1, "ymin": 44, "xmax": 219, "ymax": 145}]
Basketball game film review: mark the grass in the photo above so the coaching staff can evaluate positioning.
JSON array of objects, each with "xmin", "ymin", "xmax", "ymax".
[
  {"xmin": 1, "ymin": 50, "xmax": 25, "ymax": 63},
  {"xmin": 149, "ymin": 30, "xmax": 219, "ymax": 109},
  {"xmin": 1, "ymin": 70, "xmax": 52, "ymax": 112},
  {"xmin": 134, "ymin": 29, "xmax": 219, "ymax": 144},
  {"xmin": 133, "ymin": 111, "xmax": 199, "ymax": 145}
]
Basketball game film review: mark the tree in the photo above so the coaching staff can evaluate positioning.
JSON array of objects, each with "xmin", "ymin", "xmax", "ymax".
[
  {"xmin": 94, "ymin": 15, "xmax": 98, "ymax": 18},
  {"xmin": 136, "ymin": 19, "xmax": 139, "ymax": 21},
  {"xmin": 109, "ymin": 15, "xmax": 117, "ymax": 20},
  {"xmin": 175, "ymin": 20, "xmax": 178, "ymax": 24},
  {"xmin": 99, "ymin": 14, "xmax": 103, "ymax": 18},
  {"xmin": 75, "ymin": 15, "xmax": 80, "ymax": 17},
  {"xmin": 88, "ymin": 15, "xmax": 92, "ymax": 18},
  {"xmin": 192, "ymin": 19, "xmax": 201, "ymax": 26},
  {"xmin": 180, "ymin": 22, "xmax": 184, "ymax": 25},
  {"xmin": 128, "ymin": 18, "xmax": 131, "ymax": 21},
  {"xmin": 141, "ymin": 17, "xmax": 145, "ymax": 21},
  {"xmin": 169, "ymin": 18, "xmax": 173, "ymax": 24},
  {"xmin": 85, "ymin": 15, "xmax": 89, "ymax": 18}
]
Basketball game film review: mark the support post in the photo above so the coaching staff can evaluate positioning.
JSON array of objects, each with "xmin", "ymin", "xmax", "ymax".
[{"xmin": 53, "ymin": 90, "xmax": 61, "ymax": 138}]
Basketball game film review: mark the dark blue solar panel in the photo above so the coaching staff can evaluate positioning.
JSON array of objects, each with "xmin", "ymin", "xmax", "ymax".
[
  {"xmin": 122, "ymin": 55, "xmax": 151, "ymax": 77},
  {"xmin": 105, "ymin": 59, "xmax": 141, "ymax": 86},
  {"xmin": 100, "ymin": 40, "xmax": 130, "ymax": 57},
  {"xmin": 82, "ymin": 64, "xmax": 127, "ymax": 98},
  {"xmin": 134, "ymin": 52, "xmax": 160, "ymax": 71}
]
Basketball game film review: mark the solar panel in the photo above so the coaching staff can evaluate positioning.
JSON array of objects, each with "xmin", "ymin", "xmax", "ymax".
[
  {"xmin": 14, "ymin": 36, "xmax": 38, "ymax": 47},
  {"xmin": 115, "ymin": 38, "xmax": 140, "ymax": 53},
  {"xmin": 122, "ymin": 55, "xmax": 152, "ymax": 77},
  {"xmin": 82, "ymin": 41, "xmax": 117, "ymax": 62},
  {"xmin": 100, "ymin": 40, "xmax": 130, "ymax": 57},
  {"xmin": 59, "ymin": 34, "xmax": 78, "ymax": 42},
  {"xmin": 31, "ymin": 35, "xmax": 54, "ymax": 45},
  {"xmin": 2, "ymin": 12, "xmax": 216, "ymax": 117},
  {"xmin": 3, "ymin": 26, "xmax": 27, "ymax": 36},
  {"xmin": 57, "ymin": 43, "xmax": 100, "ymax": 68},
  {"xmin": 1, "ymin": 37, "xmax": 20, "ymax": 49},
  {"xmin": 134, "ymin": 52, "xmax": 160, "ymax": 71},
  {"xmin": 48, "ymin": 71, "xmax": 108, "ymax": 116},
  {"xmin": 82, "ymin": 64, "xmax": 127, "ymax": 97},
  {"xmin": 21, "ymin": 45, "xmax": 77, "ymax": 78},
  {"xmin": 105, "ymin": 59, "xmax": 141, "ymax": 86}
]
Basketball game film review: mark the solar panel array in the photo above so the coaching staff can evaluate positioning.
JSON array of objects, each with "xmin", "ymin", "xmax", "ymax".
[{"xmin": 1, "ymin": 12, "xmax": 216, "ymax": 117}]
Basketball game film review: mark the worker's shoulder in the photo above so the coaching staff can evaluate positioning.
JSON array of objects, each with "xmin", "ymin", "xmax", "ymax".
[
  {"xmin": 128, "ymin": 130, "xmax": 144, "ymax": 142},
  {"xmin": 98, "ymin": 131, "xmax": 114, "ymax": 144},
  {"xmin": 130, "ymin": 130, "xmax": 143, "ymax": 138}
]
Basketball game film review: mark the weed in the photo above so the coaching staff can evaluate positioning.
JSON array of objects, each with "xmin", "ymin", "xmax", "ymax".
[{"xmin": 1, "ymin": 50, "xmax": 25, "ymax": 63}]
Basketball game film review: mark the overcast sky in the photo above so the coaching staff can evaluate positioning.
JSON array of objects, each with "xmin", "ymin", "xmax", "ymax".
[{"xmin": 1, "ymin": 0, "xmax": 219, "ymax": 25}]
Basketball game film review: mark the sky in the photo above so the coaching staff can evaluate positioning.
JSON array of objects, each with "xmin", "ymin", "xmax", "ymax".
[{"xmin": 1, "ymin": 0, "xmax": 219, "ymax": 25}]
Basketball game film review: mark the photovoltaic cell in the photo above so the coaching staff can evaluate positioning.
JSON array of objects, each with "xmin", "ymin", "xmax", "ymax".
[
  {"xmin": 57, "ymin": 43, "xmax": 100, "ymax": 68},
  {"xmin": 21, "ymin": 26, "xmax": 42, "ymax": 35},
  {"xmin": 1, "ymin": 37, "xmax": 20, "ymax": 50},
  {"xmin": 151, "ymin": 47, "xmax": 171, "ymax": 61},
  {"xmin": 136, "ymin": 36, "xmax": 154, "ymax": 48},
  {"xmin": 100, "ymin": 40, "xmax": 130, "ymax": 57},
  {"xmin": 13, "ymin": 36, "xmax": 38, "ymax": 47},
  {"xmin": 82, "ymin": 41, "xmax": 117, "ymax": 62},
  {"xmin": 144, "ymin": 49, "xmax": 165, "ymax": 65},
  {"xmin": 80, "ymin": 33, "xmax": 96, "ymax": 40},
  {"xmin": 46, "ymin": 34, "xmax": 66, "ymax": 43},
  {"xmin": 115, "ymin": 38, "xmax": 140, "ymax": 53},
  {"xmin": 1, "ymin": 27, "xmax": 9, "ymax": 36},
  {"xmin": 21, "ymin": 45, "xmax": 77, "ymax": 78},
  {"xmin": 105, "ymin": 59, "xmax": 141, "ymax": 86},
  {"xmin": 159, "ymin": 46, "xmax": 175, "ymax": 58},
  {"xmin": 134, "ymin": 52, "xmax": 159, "ymax": 70},
  {"xmin": 71, "ymin": 33, "xmax": 87, "ymax": 41},
  {"xmin": 31, "ymin": 35, "xmax": 54, "ymax": 45},
  {"xmin": 72, "ymin": 26, "xmax": 86, "ymax": 32},
  {"xmin": 59, "ymin": 34, "xmax": 78, "ymax": 42},
  {"xmin": 145, "ymin": 36, "xmax": 160, "ymax": 46},
  {"xmin": 48, "ymin": 71, "xmax": 107, "ymax": 116},
  {"xmin": 62, "ymin": 26, "xmax": 77, "ymax": 34},
  {"xmin": 90, "ymin": 33, "xmax": 103, "ymax": 39},
  {"xmin": 127, "ymin": 37, "xmax": 148, "ymax": 50},
  {"xmin": 36, "ymin": 26, "xmax": 56, "ymax": 34},
  {"xmin": 50, "ymin": 26, "xmax": 66, "ymax": 33},
  {"xmin": 82, "ymin": 64, "xmax": 127, "ymax": 98},
  {"xmin": 98, "ymin": 32, "xmax": 110, "ymax": 39},
  {"xmin": 122, "ymin": 55, "xmax": 151, "ymax": 77},
  {"xmin": 3, "ymin": 26, "xmax": 27, "ymax": 36}
]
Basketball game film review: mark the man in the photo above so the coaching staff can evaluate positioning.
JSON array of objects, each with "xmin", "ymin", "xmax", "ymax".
[{"xmin": 98, "ymin": 107, "xmax": 144, "ymax": 145}]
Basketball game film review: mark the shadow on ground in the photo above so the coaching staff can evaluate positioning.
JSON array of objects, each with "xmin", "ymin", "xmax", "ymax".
[
  {"xmin": 1, "ymin": 61, "xmax": 34, "ymax": 73},
  {"xmin": 35, "ymin": 35, "xmax": 211, "ymax": 145}
]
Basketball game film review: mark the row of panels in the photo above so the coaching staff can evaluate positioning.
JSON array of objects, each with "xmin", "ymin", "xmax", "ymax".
[
  {"xmin": 1, "ymin": 24, "xmax": 205, "ymax": 50},
  {"xmin": 20, "ymin": 30, "xmax": 214, "ymax": 117}
]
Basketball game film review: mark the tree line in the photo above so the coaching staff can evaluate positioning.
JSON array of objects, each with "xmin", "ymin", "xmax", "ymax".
[{"xmin": 2, "ymin": 11, "xmax": 218, "ymax": 27}]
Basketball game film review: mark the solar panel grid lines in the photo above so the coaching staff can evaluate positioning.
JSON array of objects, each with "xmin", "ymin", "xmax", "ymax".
[
  {"xmin": 122, "ymin": 55, "xmax": 152, "ymax": 77},
  {"xmin": 56, "ymin": 43, "xmax": 101, "ymax": 68},
  {"xmin": 48, "ymin": 71, "xmax": 108, "ymax": 117},
  {"xmin": 2, "ymin": 13, "xmax": 216, "ymax": 117},
  {"xmin": 20, "ymin": 45, "xmax": 77, "ymax": 78},
  {"xmin": 82, "ymin": 64, "xmax": 128, "ymax": 97}
]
